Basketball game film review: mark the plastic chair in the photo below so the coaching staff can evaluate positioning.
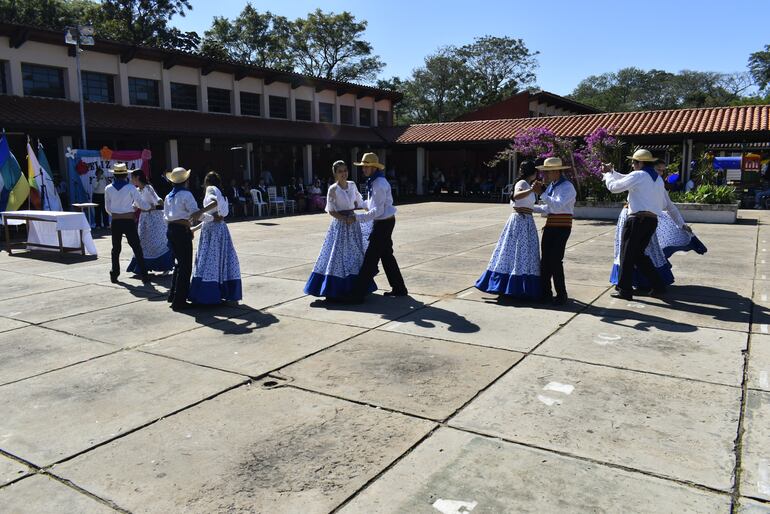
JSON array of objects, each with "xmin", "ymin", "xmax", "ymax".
[
  {"xmin": 281, "ymin": 186, "xmax": 296, "ymax": 214},
  {"xmin": 250, "ymin": 189, "xmax": 268, "ymax": 217},
  {"xmin": 267, "ymin": 186, "xmax": 286, "ymax": 215},
  {"xmin": 500, "ymin": 183, "xmax": 513, "ymax": 202}
]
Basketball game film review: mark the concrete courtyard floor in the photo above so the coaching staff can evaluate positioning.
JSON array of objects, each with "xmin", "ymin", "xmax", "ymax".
[{"xmin": 0, "ymin": 201, "xmax": 768, "ymax": 513}]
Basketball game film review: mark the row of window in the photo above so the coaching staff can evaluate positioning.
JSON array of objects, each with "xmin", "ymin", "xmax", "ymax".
[{"xmin": 11, "ymin": 63, "xmax": 391, "ymax": 125}]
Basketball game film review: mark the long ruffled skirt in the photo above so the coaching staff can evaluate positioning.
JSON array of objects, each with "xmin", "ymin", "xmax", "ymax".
[
  {"xmin": 610, "ymin": 208, "xmax": 674, "ymax": 288},
  {"xmin": 475, "ymin": 212, "xmax": 541, "ymax": 298},
  {"xmin": 127, "ymin": 210, "xmax": 174, "ymax": 273},
  {"xmin": 656, "ymin": 211, "xmax": 708, "ymax": 258},
  {"xmin": 304, "ymin": 218, "xmax": 376, "ymax": 297},
  {"xmin": 188, "ymin": 221, "xmax": 242, "ymax": 304}
]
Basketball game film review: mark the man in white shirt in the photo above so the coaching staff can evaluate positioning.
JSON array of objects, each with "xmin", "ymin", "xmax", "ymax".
[
  {"xmin": 346, "ymin": 153, "xmax": 407, "ymax": 303},
  {"xmin": 532, "ymin": 157, "xmax": 577, "ymax": 305},
  {"xmin": 104, "ymin": 163, "xmax": 150, "ymax": 284},
  {"xmin": 164, "ymin": 166, "xmax": 202, "ymax": 311},
  {"xmin": 602, "ymin": 149, "xmax": 668, "ymax": 300}
]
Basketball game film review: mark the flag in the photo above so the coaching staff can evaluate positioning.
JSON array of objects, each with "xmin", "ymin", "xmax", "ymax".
[
  {"xmin": 0, "ymin": 135, "xmax": 29, "ymax": 211},
  {"xmin": 36, "ymin": 143, "xmax": 63, "ymax": 211},
  {"xmin": 26, "ymin": 142, "xmax": 41, "ymax": 210}
]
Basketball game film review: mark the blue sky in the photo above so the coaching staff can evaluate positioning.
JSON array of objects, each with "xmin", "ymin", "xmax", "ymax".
[{"xmin": 173, "ymin": 0, "xmax": 770, "ymax": 94}]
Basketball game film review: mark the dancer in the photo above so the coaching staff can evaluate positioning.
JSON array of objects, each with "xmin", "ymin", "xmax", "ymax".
[
  {"xmin": 127, "ymin": 171, "xmax": 174, "ymax": 274},
  {"xmin": 188, "ymin": 172, "xmax": 242, "ymax": 305},
  {"xmin": 532, "ymin": 157, "xmax": 576, "ymax": 305},
  {"xmin": 475, "ymin": 161, "xmax": 541, "ymax": 299},
  {"xmin": 305, "ymin": 160, "xmax": 376, "ymax": 299},
  {"xmin": 163, "ymin": 167, "xmax": 202, "ymax": 311},
  {"xmin": 653, "ymin": 160, "xmax": 707, "ymax": 258},
  {"xmin": 344, "ymin": 153, "xmax": 407, "ymax": 304},
  {"xmin": 104, "ymin": 163, "xmax": 150, "ymax": 284},
  {"xmin": 602, "ymin": 149, "xmax": 669, "ymax": 301}
]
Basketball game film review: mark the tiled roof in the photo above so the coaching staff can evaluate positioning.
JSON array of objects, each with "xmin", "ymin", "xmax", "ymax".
[
  {"xmin": 388, "ymin": 105, "xmax": 770, "ymax": 144},
  {"xmin": 0, "ymin": 96, "xmax": 387, "ymax": 144}
]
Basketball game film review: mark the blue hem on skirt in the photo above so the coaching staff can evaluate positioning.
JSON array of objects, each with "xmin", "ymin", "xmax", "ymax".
[
  {"xmin": 662, "ymin": 235, "xmax": 707, "ymax": 258},
  {"xmin": 303, "ymin": 272, "xmax": 377, "ymax": 298},
  {"xmin": 474, "ymin": 270, "xmax": 541, "ymax": 298},
  {"xmin": 188, "ymin": 277, "xmax": 242, "ymax": 304},
  {"xmin": 610, "ymin": 263, "xmax": 675, "ymax": 288},
  {"xmin": 127, "ymin": 251, "xmax": 175, "ymax": 273}
]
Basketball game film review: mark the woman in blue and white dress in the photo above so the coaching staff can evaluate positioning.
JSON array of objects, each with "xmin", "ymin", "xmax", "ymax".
[
  {"xmin": 656, "ymin": 205, "xmax": 707, "ymax": 257},
  {"xmin": 127, "ymin": 172, "xmax": 174, "ymax": 274},
  {"xmin": 188, "ymin": 172, "xmax": 242, "ymax": 305},
  {"xmin": 304, "ymin": 160, "xmax": 376, "ymax": 298},
  {"xmin": 475, "ymin": 161, "xmax": 541, "ymax": 299},
  {"xmin": 610, "ymin": 204, "xmax": 674, "ymax": 289}
]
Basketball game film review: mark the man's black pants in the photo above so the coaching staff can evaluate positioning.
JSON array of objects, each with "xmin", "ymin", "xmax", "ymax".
[
  {"xmin": 618, "ymin": 214, "xmax": 663, "ymax": 294},
  {"xmin": 352, "ymin": 217, "xmax": 406, "ymax": 298},
  {"xmin": 540, "ymin": 226, "xmax": 571, "ymax": 299},
  {"xmin": 167, "ymin": 223, "xmax": 193, "ymax": 307},
  {"xmin": 111, "ymin": 218, "xmax": 145, "ymax": 277}
]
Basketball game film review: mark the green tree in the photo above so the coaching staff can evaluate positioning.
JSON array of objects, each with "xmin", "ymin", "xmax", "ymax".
[
  {"xmin": 97, "ymin": 0, "xmax": 199, "ymax": 51},
  {"xmin": 201, "ymin": 4, "xmax": 293, "ymax": 69},
  {"xmin": 289, "ymin": 9, "xmax": 384, "ymax": 82},
  {"xmin": 749, "ymin": 44, "xmax": 770, "ymax": 91}
]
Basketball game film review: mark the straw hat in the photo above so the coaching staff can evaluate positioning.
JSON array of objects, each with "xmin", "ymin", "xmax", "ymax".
[
  {"xmin": 536, "ymin": 157, "xmax": 570, "ymax": 171},
  {"xmin": 165, "ymin": 166, "xmax": 191, "ymax": 184},
  {"xmin": 110, "ymin": 162, "xmax": 135, "ymax": 175},
  {"xmin": 353, "ymin": 152, "xmax": 385, "ymax": 170},
  {"xmin": 627, "ymin": 149, "xmax": 657, "ymax": 162}
]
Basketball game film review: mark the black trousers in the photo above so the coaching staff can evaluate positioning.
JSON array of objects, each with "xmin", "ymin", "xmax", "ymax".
[
  {"xmin": 540, "ymin": 226, "xmax": 572, "ymax": 299},
  {"xmin": 93, "ymin": 193, "xmax": 107, "ymax": 227},
  {"xmin": 618, "ymin": 215, "xmax": 663, "ymax": 294},
  {"xmin": 111, "ymin": 218, "xmax": 145, "ymax": 276},
  {"xmin": 352, "ymin": 217, "xmax": 406, "ymax": 298},
  {"xmin": 167, "ymin": 223, "xmax": 193, "ymax": 307}
]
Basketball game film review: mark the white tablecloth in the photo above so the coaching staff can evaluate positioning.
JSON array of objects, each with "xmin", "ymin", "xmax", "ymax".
[{"xmin": 1, "ymin": 210, "xmax": 98, "ymax": 255}]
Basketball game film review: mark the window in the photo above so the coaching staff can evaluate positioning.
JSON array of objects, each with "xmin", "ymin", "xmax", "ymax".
[
  {"xmin": 240, "ymin": 91, "xmax": 261, "ymax": 116},
  {"xmin": 340, "ymin": 105, "xmax": 354, "ymax": 125},
  {"xmin": 295, "ymin": 99, "xmax": 311, "ymax": 121},
  {"xmin": 81, "ymin": 71, "xmax": 114, "ymax": 103},
  {"xmin": 0, "ymin": 62, "xmax": 7, "ymax": 95},
  {"xmin": 269, "ymin": 95, "xmax": 287, "ymax": 119},
  {"xmin": 128, "ymin": 77, "xmax": 159, "ymax": 107},
  {"xmin": 319, "ymin": 102, "xmax": 334, "ymax": 123},
  {"xmin": 170, "ymin": 82, "xmax": 198, "ymax": 110},
  {"xmin": 22, "ymin": 63, "xmax": 64, "ymax": 98},
  {"xmin": 359, "ymin": 108, "xmax": 372, "ymax": 126},
  {"xmin": 207, "ymin": 87, "xmax": 231, "ymax": 113},
  {"xmin": 377, "ymin": 109, "xmax": 391, "ymax": 127}
]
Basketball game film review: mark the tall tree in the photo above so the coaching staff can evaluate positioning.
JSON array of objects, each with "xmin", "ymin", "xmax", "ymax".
[
  {"xmin": 289, "ymin": 9, "xmax": 384, "ymax": 82},
  {"xmin": 201, "ymin": 4, "xmax": 293, "ymax": 69},
  {"xmin": 749, "ymin": 44, "xmax": 770, "ymax": 91}
]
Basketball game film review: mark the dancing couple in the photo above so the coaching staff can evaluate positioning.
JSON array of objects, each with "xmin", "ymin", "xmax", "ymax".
[
  {"xmin": 476, "ymin": 157, "xmax": 576, "ymax": 305},
  {"xmin": 304, "ymin": 153, "xmax": 407, "ymax": 304}
]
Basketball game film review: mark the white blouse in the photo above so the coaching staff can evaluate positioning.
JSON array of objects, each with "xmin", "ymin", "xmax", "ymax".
[
  {"xmin": 138, "ymin": 184, "xmax": 161, "ymax": 210},
  {"xmin": 326, "ymin": 181, "xmax": 364, "ymax": 213},
  {"xmin": 202, "ymin": 185, "xmax": 229, "ymax": 223},
  {"xmin": 510, "ymin": 179, "xmax": 536, "ymax": 209}
]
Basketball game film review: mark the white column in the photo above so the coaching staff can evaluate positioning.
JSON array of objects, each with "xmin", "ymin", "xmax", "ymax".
[
  {"xmin": 160, "ymin": 67, "xmax": 172, "ymax": 109},
  {"xmin": 66, "ymin": 64, "xmax": 79, "ymax": 102},
  {"xmin": 199, "ymin": 73, "xmax": 208, "ymax": 113},
  {"xmin": 117, "ymin": 62, "xmax": 130, "ymax": 106},
  {"xmin": 8, "ymin": 57, "xmax": 23, "ymax": 96},
  {"xmin": 246, "ymin": 142, "xmax": 254, "ymax": 180},
  {"xmin": 57, "ymin": 134, "xmax": 73, "ymax": 175},
  {"xmin": 303, "ymin": 144, "xmax": 313, "ymax": 184},
  {"xmin": 416, "ymin": 147, "xmax": 426, "ymax": 195},
  {"xmin": 166, "ymin": 139, "xmax": 179, "ymax": 169}
]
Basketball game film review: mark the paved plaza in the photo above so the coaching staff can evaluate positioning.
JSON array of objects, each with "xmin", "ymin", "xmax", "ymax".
[{"xmin": 0, "ymin": 202, "xmax": 768, "ymax": 513}]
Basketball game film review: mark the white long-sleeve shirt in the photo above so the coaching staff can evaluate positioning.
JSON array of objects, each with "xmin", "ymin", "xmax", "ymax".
[
  {"xmin": 201, "ymin": 186, "xmax": 228, "ymax": 223},
  {"xmin": 534, "ymin": 177, "xmax": 576, "ymax": 215},
  {"xmin": 603, "ymin": 170, "xmax": 666, "ymax": 215},
  {"xmin": 355, "ymin": 176, "xmax": 397, "ymax": 223},
  {"xmin": 138, "ymin": 184, "xmax": 161, "ymax": 210},
  {"xmin": 163, "ymin": 188, "xmax": 198, "ymax": 222},
  {"xmin": 104, "ymin": 182, "xmax": 149, "ymax": 215},
  {"xmin": 326, "ymin": 181, "xmax": 364, "ymax": 212}
]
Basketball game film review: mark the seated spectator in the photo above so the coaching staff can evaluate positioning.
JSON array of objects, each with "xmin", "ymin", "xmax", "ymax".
[
  {"xmin": 240, "ymin": 180, "xmax": 253, "ymax": 214},
  {"xmin": 226, "ymin": 178, "xmax": 245, "ymax": 217},
  {"xmin": 288, "ymin": 177, "xmax": 306, "ymax": 212},
  {"xmin": 308, "ymin": 179, "xmax": 326, "ymax": 211},
  {"xmin": 430, "ymin": 167, "xmax": 446, "ymax": 195}
]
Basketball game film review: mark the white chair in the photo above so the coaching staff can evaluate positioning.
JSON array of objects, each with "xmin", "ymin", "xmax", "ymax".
[
  {"xmin": 500, "ymin": 183, "xmax": 513, "ymax": 202},
  {"xmin": 249, "ymin": 189, "xmax": 268, "ymax": 217},
  {"xmin": 281, "ymin": 186, "xmax": 296, "ymax": 214},
  {"xmin": 267, "ymin": 186, "xmax": 286, "ymax": 215}
]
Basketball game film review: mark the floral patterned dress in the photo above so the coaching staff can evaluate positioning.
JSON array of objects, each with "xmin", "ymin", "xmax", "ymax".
[{"xmin": 127, "ymin": 184, "xmax": 174, "ymax": 273}]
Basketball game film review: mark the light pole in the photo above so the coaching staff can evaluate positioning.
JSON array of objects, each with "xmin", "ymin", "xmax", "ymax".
[{"xmin": 65, "ymin": 25, "xmax": 94, "ymax": 148}]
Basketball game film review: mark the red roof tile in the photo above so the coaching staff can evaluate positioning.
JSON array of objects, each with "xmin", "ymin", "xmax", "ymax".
[{"xmin": 388, "ymin": 105, "xmax": 770, "ymax": 144}]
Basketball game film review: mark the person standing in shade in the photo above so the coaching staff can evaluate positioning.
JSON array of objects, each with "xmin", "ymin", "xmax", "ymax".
[
  {"xmin": 344, "ymin": 152, "xmax": 407, "ymax": 304},
  {"xmin": 92, "ymin": 168, "xmax": 109, "ymax": 228},
  {"xmin": 104, "ymin": 163, "xmax": 150, "ymax": 285},
  {"xmin": 532, "ymin": 157, "xmax": 577, "ymax": 305},
  {"xmin": 164, "ymin": 166, "xmax": 203, "ymax": 311},
  {"xmin": 602, "ymin": 149, "xmax": 668, "ymax": 301}
]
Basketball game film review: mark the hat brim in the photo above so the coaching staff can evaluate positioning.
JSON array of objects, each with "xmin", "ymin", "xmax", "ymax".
[
  {"xmin": 353, "ymin": 161, "xmax": 385, "ymax": 169},
  {"xmin": 110, "ymin": 168, "xmax": 136, "ymax": 175},
  {"xmin": 165, "ymin": 169, "xmax": 191, "ymax": 184},
  {"xmin": 536, "ymin": 165, "xmax": 571, "ymax": 171},
  {"xmin": 626, "ymin": 155, "xmax": 657, "ymax": 162}
]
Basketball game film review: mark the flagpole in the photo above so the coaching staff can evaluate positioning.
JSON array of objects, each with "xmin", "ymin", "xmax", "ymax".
[{"xmin": 26, "ymin": 135, "xmax": 30, "ymax": 211}]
